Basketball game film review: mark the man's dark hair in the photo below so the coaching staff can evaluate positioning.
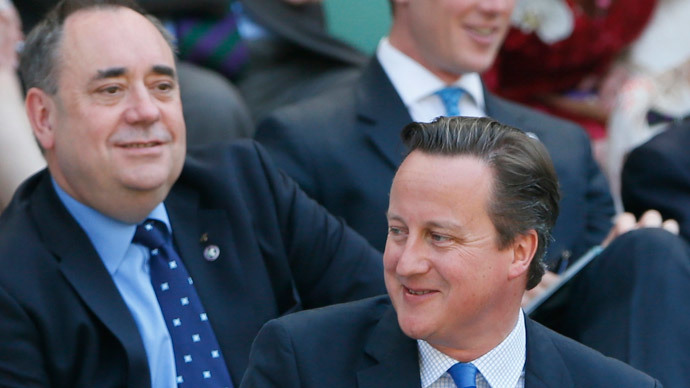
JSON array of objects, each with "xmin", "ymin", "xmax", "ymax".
[
  {"xmin": 19, "ymin": 0, "xmax": 175, "ymax": 95},
  {"xmin": 401, "ymin": 116, "xmax": 561, "ymax": 290}
]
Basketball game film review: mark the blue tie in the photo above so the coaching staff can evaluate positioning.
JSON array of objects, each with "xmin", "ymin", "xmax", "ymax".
[
  {"xmin": 436, "ymin": 86, "xmax": 465, "ymax": 116},
  {"xmin": 134, "ymin": 219, "xmax": 233, "ymax": 388},
  {"xmin": 448, "ymin": 362, "xmax": 478, "ymax": 388}
]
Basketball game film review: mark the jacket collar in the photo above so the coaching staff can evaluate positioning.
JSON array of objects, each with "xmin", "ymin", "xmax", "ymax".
[
  {"xmin": 357, "ymin": 304, "xmax": 422, "ymax": 388},
  {"xmin": 524, "ymin": 318, "xmax": 575, "ymax": 388},
  {"xmin": 31, "ymin": 171, "xmax": 151, "ymax": 387}
]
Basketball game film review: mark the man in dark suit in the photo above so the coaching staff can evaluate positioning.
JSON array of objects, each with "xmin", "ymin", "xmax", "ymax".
[
  {"xmin": 254, "ymin": 1, "xmax": 689, "ymax": 386},
  {"xmin": 0, "ymin": 1, "xmax": 384, "ymax": 386},
  {"xmin": 622, "ymin": 119, "xmax": 690, "ymax": 242},
  {"xmin": 241, "ymin": 117, "xmax": 661, "ymax": 388}
]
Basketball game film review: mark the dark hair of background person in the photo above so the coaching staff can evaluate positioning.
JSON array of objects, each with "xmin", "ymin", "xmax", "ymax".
[
  {"xmin": 401, "ymin": 116, "xmax": 561, "ymax": 289},
  {"xmin": 19, "ymin": 0, "xmax": 175, "ymax": 95}
]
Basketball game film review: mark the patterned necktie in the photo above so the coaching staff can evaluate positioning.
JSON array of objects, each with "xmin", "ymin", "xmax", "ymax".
[
  {"xmin": 133, "ymin": 219, "xmax": 233, "ymax": 388},
  {"xmin": 436, "ymin": 86, "xmax": 465, "ymax": 116},
  {"xmin": 175, "ymin": 4, "xmax": 249, "ymax": 80},
  {"xmin": 448, "ymin": 362, "xmax": 478, "ymax": 388}
]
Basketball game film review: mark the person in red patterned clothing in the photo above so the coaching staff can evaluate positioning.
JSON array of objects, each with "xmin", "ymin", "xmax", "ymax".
[{"xmin": 484, "ymin": 0, "xmax": 657, "ymax": 141}]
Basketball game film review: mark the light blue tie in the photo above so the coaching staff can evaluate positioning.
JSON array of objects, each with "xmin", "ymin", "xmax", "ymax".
[
  {"xmin": 448, "ymin": 362, "xmax": 478, "ymax": 388},
  {"xmin": 435, "ymin": 86, "xmax": 465, "ymax": 116}
]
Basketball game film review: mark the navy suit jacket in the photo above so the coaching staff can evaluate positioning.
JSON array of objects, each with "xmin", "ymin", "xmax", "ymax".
[
  {"xmin": 240, "ymin": 295, "xmax": 661, "ymax": 388},
  {"xmin": 0, "ymin": 141, "xmax": 385, "ymax": 387},
  {"xmin": 622, "ymin": 120, "xmax": 690, "ymax": 242},
  {"xmin": 255, "ymin": 58, "xmax": 614, "ymax": 266}
]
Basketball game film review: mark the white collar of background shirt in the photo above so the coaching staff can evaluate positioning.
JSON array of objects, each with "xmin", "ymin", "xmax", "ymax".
[{"xmin": 376, "ymin": 37, "xmax": 487, "ymax": 123}]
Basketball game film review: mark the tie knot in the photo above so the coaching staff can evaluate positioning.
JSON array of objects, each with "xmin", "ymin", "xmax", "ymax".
[
  {"xmin": 448, "ymin": 362, "xmax": 478, "ymax": 388},
  {"xmin": 133, "ymin": 219, "xmax": 170, "ymax": 250},
  {"xmin": 435, "ymin": 86, "xmax": 465, "ymax": 117}
]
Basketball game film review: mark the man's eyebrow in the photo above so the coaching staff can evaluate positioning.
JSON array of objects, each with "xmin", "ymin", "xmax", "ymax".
[
  {"xmin": 152, "ymin": 65, "xmax": 175, "ymax": 78},
  {"xmin": 93, "ymin": 67, "xmax": 127, "ymax": 81}
]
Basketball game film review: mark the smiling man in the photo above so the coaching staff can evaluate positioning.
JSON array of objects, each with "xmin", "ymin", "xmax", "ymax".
[
  {"xmin": 0, "ymin": 1, "xmax": 385, "ymax": 387},
  {"xmin": 253, "ymin": 1, "xmax": 690, "ymax": 386},
  {"xmin": 241, "ymin": 116, "xmax": 660, "ymax": 388}
]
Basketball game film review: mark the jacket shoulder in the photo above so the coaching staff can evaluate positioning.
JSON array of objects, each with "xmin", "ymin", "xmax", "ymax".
[{"xmin": 530, "ymin": 320, "xmax": 660, "ymax": 386}]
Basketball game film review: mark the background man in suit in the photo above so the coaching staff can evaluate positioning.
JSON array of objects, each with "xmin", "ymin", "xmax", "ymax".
[
  {"xmin": 255, "ymin": 0, "xmax": 613, "ymax": 267},
  {"xmin": 622, "ymin": 118, "xmax": 690, "ymax": 243},
  {"xmin": 254, "ymin": 1, "xmax": 690, "ymax": 385},
  {"xmin": 0, "ymin": 1, "xmax": 384, "ymax": 386},
  {"xmin": 241, "ymin": 117, "xmax": 661, "ymax": 388}
]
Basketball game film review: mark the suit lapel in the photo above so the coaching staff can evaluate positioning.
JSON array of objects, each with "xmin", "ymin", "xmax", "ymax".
[
  {"xmin": 30, "ymin": 172, "xmax": 150, "ymax": 387},
  {"xmin": 524, "ymin": 318, "xmax": 574, "ymax": 388},
  {"xmin": 164, "ymin": 185, "xmax": 260, "ymax": 385},
  {"xmin": 357, "ymin": 306, "xmax": 421, "ymax": 388},
  {"xmin": 357, "ymin": 58, "xmax": 415, "ymax": 170}
]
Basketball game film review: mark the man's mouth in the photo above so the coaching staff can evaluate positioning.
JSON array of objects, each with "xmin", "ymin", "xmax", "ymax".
[
  {"xmin": 406, "ymin": 286, "xmax": 434, "ymax": 296},
  {"xmin": 468, "ymin": 27, "xmax": 494, "ymax": 36},
  {"xmin": 121, "ymin": 141, "xmax": 161, "ymax": 148}
]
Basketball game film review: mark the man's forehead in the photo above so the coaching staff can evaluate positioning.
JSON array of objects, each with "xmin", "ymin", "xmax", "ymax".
[
  {"xmin": 61, "ymin": 7, "xmax": 170, "ymax": 55},
  {"xmin": 59, "ymin": 7, "xmax": 175, "ymax": 77}
]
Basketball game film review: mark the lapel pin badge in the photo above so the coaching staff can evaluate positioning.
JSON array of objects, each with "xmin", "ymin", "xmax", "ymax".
[{"xmin": 203, "ymin": 244, "xmax": 220, "ymax": 261}]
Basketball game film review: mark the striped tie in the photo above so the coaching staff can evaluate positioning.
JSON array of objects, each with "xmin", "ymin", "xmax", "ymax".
[{"xmin": 175, "ymin": 6, "xmax": 248, "ymax": 80}]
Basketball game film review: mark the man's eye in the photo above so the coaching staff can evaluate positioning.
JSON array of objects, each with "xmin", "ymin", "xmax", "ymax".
[
  {"xmin": 430, "ymin": 233, "xmax": 451, "ymax": 243},
  {"xmin": 154, "ymin": 81, "xmax": 175, "ymax": 92},
  {"xmin": 157, "ymin": 83, "xmax": 173, "ymax": 91},
  {"xmin": 101, "ymin": 86, "xmax": 121, "ymax": 94}
]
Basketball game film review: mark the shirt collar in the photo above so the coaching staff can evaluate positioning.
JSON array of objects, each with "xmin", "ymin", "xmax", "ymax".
[
  {"xmin": 51, "ymin": 178, "xmax": 171, "ymax": 275},
  {"xmin": 376, "ymin": 37, "xmax": 486, "ymax": 112},
  {"xmin": 418, "ymin": 310, "xmax": 526, "ymax": 388}
]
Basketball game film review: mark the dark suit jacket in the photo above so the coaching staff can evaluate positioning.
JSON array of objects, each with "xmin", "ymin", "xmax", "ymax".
[
  {"xmin": 0, "ymin": 141, "xmax": 385, "ymax": 387},
  {"xmin": 255, "ymin": 58, "xmax": 614, "ymax": 266},
  {"xmin": 240, "ymin": 295, "xmax": 661, "ymax": 388},
  {"xmin": 622, "ymin": 120, "xmax": 690, "ymax": 242}
]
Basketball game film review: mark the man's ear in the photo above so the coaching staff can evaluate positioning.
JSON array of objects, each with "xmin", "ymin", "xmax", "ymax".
[
  {"xmin": 25, "ymin": 88, "xmax": 57, "ymax": 151},
  {"xmin": 507, "ymin": 229, "xmax": 538, "ymax": 281}
]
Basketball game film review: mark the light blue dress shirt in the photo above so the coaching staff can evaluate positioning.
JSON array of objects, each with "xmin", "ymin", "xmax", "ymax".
[{"xmin": 53, "ymin": 180, "xmax": 177, "ymax": 388}]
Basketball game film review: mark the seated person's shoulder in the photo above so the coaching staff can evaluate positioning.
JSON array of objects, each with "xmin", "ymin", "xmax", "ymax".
[
  {"xmin": 488, "ymin": 95, "xmax": 589, "ymax": 143},
  {"xmin": 531, "ymin": 320, "xmax": 660, "ymax": 386},
  {"xmin": 261, "ymin": 295, "xmax": 392, "ymax": 345},
  {"xmin": 256, "ymin": 82, "xmax": 360, "ymax": 136}
]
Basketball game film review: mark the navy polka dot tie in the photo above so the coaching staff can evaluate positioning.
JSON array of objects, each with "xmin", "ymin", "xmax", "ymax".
[
  {"xmin": 448, "ymin": 362, "xmax": 478, "ymax": 388},
  {"xmin": 435, "ymin": 86, "xmax": 465, "ymax": 117},
  {"xmin": 134, "ymin": 219, "xmax": 233, "ymax": 388}
]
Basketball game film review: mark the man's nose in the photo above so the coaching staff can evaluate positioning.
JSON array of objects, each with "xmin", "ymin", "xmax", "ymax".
[
  {"xmin": 395, "ymin": 235, "xmax": 431, "ymax": 277},
  {"xmin": 124, "ymin": 85, "xmax": 161, "ymax": 125},
  {"xmin": 478, "ymin": 0, "xmax": 514, "ymax": 13}
]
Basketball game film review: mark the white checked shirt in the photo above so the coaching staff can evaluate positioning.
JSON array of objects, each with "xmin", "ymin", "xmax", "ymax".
[
  {"xmin": 418, "ymin": 310, "xmax": 526, "ymax": 388},
  {"xmin": 376, "ymin": 37, "xmax": 487, "ymax": 123}
]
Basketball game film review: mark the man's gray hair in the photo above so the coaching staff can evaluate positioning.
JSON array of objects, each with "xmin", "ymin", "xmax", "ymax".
[{"xmin": 19, "ymin": 0, "xmax": 176, "ymax": 95}]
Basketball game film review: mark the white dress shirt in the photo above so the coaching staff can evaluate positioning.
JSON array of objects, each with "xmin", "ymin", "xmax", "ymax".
[
  {"xmin": 376, "ymin": 37, "xmax": 487, "ymax": 122},
  {"xmin": 418, "ymin": 310, "xmax": 527, "ymax": 388}
]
